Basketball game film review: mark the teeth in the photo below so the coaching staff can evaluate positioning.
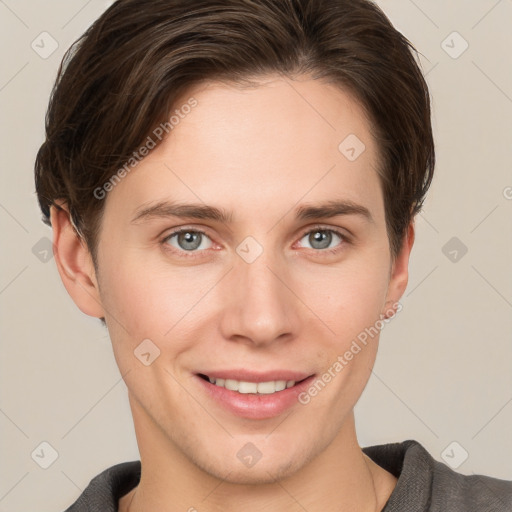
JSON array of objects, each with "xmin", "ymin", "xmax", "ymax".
[
  {"xmin": 239, "ymin": 381, "xmax": 258, "ymax": 393},
  {"xmin": 275, "ymin": 380, "xmax": 286, "ymax": 391},
  {"xmin": 257, "ymin": 381, "xmax": 277, "ymax": 394},
  {"xmin": 207, "ymin": 377, "xmax": 296, "ymax": 394},
  {"xmin": 225, "ymin": 379, "xmax": 239, "ymax": 391}
]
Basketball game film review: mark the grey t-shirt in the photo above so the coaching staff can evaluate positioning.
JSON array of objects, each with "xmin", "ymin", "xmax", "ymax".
[{"xmin": 63, "ymin": 439, "xmax": 512, "ymax": 511}]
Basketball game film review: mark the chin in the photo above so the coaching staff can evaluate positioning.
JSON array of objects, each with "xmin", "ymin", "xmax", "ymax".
[
  {"xmin": 197, "ymin": 447, "xmax": 309, "ymax": 485},
  {"xmin": 212, "ymin": 463, "xmax": 297, "ymax": 486}
]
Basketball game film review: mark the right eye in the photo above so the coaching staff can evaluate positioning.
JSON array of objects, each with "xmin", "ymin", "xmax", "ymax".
[{"xmin": 161, "ymin": 228, "xmax": 214, "ymax": 256}]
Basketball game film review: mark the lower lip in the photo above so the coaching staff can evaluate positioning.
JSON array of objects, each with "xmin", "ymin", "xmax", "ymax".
[{"xmin": 195, "ymin": 374, "xmax": 316, "ymax": 420}]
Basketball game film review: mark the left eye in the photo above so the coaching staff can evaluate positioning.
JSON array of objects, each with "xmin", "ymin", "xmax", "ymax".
[{"xmin": 299, "ymin": 229, "xmax": 344, "ymax": 251}]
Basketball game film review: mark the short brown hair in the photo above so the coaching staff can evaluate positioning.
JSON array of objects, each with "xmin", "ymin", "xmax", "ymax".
[{"xmin": 35, "ymin": 0, "xmax": 435, "ymax": 263}]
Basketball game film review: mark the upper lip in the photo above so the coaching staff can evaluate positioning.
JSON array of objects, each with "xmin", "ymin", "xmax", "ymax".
[{"xmin": 197, "ymin": 369, "xmax": 313, "ymax": 383}]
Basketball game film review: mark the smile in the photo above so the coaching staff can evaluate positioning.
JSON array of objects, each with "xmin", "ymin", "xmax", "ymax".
[
  {"xmin": 195, "ymin": 370, "xmax": 315, "ymax": 419},
  {"xmin": 199, "ymin": 374, "xmax": 297, "ymax": 394}
]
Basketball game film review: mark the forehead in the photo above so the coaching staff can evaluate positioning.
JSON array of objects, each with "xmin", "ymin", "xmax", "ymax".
[
  {"xmin": 104, "ymin": 75, "xmax": 384, "ymax": 226},
  {"xmin": 170, "ymin": 74, "xmax": 377, "ymax": 170}
]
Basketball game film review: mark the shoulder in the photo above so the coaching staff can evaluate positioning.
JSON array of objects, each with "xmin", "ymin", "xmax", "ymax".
[
  {"xmin": 429, "ymin": 454, "xmax": 512, "ymax": 511},
  {"xmin": 363, "ymin": 439, "xmax": 512, "ymax": 512},
  {"xmin": 63, "ymin": 460, "xmax": 141, "ymax": 512}
]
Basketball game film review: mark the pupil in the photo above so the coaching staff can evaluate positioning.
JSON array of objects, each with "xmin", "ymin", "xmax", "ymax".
[
  {"xmin": 179, "ymin": 231, "xmax": 201, "ymax": 250},
  {"xmin": 310, "ymin": 230, "xmax": 331, "ymax": 250}
]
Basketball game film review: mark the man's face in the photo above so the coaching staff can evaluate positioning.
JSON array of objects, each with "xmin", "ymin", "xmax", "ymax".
[{"xmin": 92, "ymin": 75, "xmax": 407, "ymax": 483}]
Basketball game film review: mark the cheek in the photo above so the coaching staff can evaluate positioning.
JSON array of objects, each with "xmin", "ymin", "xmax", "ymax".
[
  {"xmin": 298, "ymin": 264, "xmax": 390, "ymax": 416},
  {"xmin": 302, "ymin": 258, "xmax": 390, "ymax": 343},
  {"xmin": 97, "ymin": 255, "xmax": 219, "ymax": 356}
]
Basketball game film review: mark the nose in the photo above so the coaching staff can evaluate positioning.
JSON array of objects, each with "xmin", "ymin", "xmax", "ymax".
[{"xmin": 219, "ymin": 246, "xmax": 300, "ymax": 347}]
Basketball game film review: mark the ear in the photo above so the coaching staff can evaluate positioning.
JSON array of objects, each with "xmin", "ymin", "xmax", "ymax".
[
  {"xmin": 381, "ymin": 221, "xmax": 415, "ymax": 318},
  {"xmin": 50, "ymin": 202, "xmax": 105, "ymax": 318}
]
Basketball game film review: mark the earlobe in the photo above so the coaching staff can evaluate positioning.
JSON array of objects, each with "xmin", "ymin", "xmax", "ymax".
[
  {"xmin": 382, "ymin": 222, "xmax": 415, "ymax": 318},
  {"xmin": 50, "ymin": 202, "xmax": 105, "ymax": 318}
]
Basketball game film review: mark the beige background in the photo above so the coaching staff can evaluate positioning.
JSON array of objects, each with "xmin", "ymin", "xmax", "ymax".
[{"xmin": 1, "ymin": 0, "xmax": 511, "ymax": 510}]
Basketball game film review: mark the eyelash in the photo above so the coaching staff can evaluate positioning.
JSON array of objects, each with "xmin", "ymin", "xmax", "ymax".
[{"xmin": 160, "ymin": 225, "xmax": 350, "ymax": 259}]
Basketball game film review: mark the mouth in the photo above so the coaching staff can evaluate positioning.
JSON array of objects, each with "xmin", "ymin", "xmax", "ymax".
[
  {"xmin": 197, "ymin": 373, "xmax": 310, "ymax": 395},
  {"xmin": 194, "ymin": 371, "xmax": 316, "ymax": 419}
]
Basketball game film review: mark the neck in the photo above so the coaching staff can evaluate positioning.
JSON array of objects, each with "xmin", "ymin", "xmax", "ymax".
[{"xmin": 120, "ymin": 395, "xmax": 396, "ymax": 512}]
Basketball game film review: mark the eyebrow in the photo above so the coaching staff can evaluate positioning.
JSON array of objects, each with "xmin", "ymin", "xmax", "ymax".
[{"xmin": 131, "ymin": 199, "xmax": 374, "ymax": 224}]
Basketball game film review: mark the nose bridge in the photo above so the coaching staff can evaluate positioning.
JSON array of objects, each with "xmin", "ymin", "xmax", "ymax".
[{"xmin": 221, "ymin": 240, "xmax": 297, "ymax": 345}]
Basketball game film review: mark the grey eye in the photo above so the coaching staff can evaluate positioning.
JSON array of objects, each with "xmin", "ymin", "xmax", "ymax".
[
  {"xmin": 300, "ymin": 230, "xmax": 342, "ymax": 250},
  {"xmin": 166, "ymin": 230, "xmax": 212, "ymax": 251}
]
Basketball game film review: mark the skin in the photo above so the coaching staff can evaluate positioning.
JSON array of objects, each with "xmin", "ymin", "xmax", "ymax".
[{"xmin": 51, "ymin": 74, "xmax": 415, "ymax": 512}]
